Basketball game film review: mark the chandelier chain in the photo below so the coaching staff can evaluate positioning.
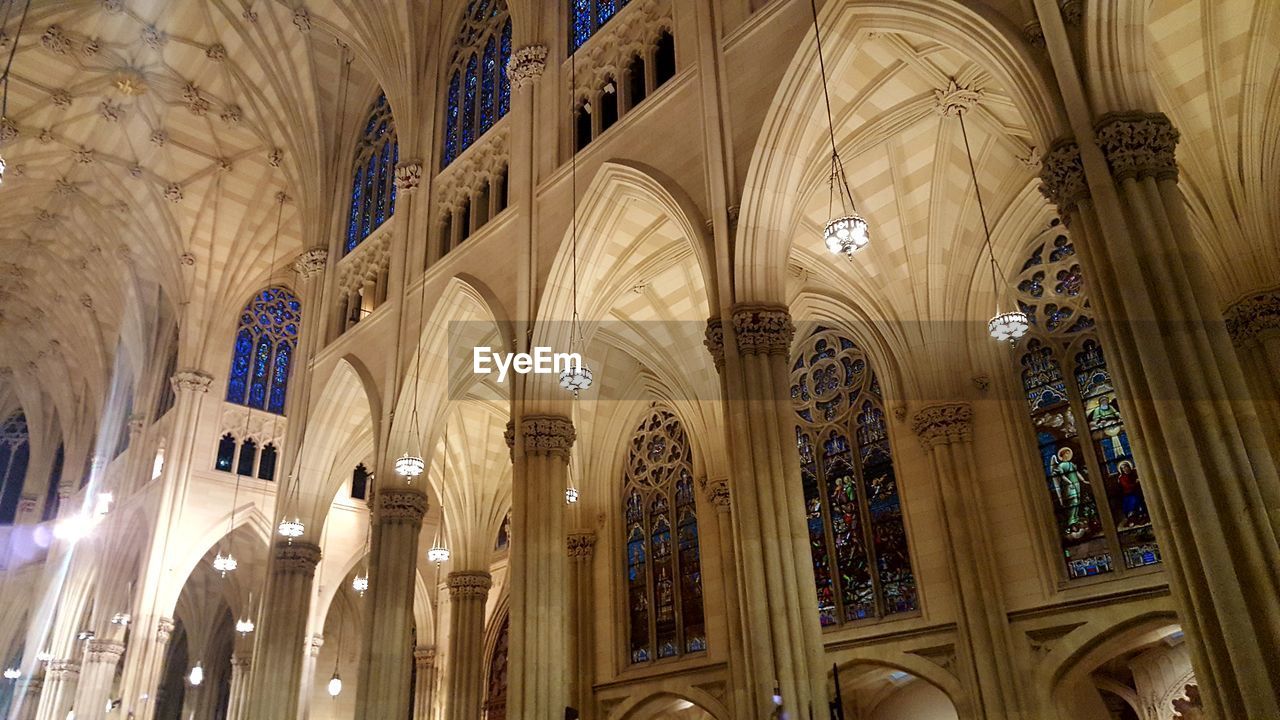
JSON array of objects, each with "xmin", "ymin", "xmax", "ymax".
[
  {"xmin": 0, "ymin": 0, "xmax": 31, "ymax": 119},
  {"xmin": 809, "ymin": 0, "xmax": 856, "ymax": 214},
  {"xmin": 957, "ymin": 107, "xmax": 1008, "ymax": 307}
]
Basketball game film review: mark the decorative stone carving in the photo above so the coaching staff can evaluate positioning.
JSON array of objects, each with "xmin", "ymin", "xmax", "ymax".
[
  {"xmin": 47, "ymin": 661, "xmax": 80, "ymax": 680},
  {"xmin": 1023, "ymin": 21, "xmax": 1046, "ymax": 50},
  {"xmin": 1095, "ymin": 111, "xmax": 1180, "ymax": 183},
  {"xmin": 74, "ymin": 146, "xmax": 95, "ymax": 164},
  {"xmin": 394, "ymin": 161, "xmax": 422, "ymax": 191},
  {"xmin": 51, "ymin": 89, "xmax": 73, "ymax": 107},
  {"xmin": 703, "ymin": 317, "xmax": 724, "ymax": 372},
  {"xmin": 268, "ymin": 147, "xmax": 283, "ymax": 167},
  {"xmin": 518, "ymin": 415, "xmax": 576, "ymax": 458},
  {"xmin": 1059, "ymin": 0, "xmax": 1083, "ymax": 25},
  {"xmin": 308, "ymin": 635, "xmax": 324, "ymax": 657},
  {"xmin": 934, "ymin": 79, "xmax": 982, "ymax": 116},
  {"xmin": 157, "ymin": 617, "xmax": 176, "ymax": 644},
  {"xmin": 506, "ymin": 45, "xmax": 548, "ymax": 91},
  {"xmin": 293, "ymin": 248, "xmax": 329, "ymax": 279},
  {"xmin": 129, "ymin": 163, "xmax": 144, "ymax": 177},
  {"xmin": 275, "ymin": 190, "xmax": 290, "ymax": 205},
  {"xmin": 1038, "ymin": 140, "xmax": 1089, "ymax": 218},
  {"xmin": 731, "ymin": 304, "xmax": 794, "ymax": 356},
  {"xmin": 221, "ymin": 105, "xmax": 243, "ymax": 124},
  {"xmin": 1224, "ymin": 289, "xmax": 1280, "ymax": 345},
  {"xmin": 83, "ymin": 38, "xmax": 101, "ymax": 56},
  {"xmin": 163, "ymin": 184, "xmax": 183, "ymax": 203},
  {"xmin": 414, "ymin": 646, "xmax": 436, "ymax": 666},
  {"xmin": 141, "ymin": 24, "xmax": 166, "ymax": 49},
  {"xmin": 206, "ymin": 43, "xmax": 227, "ymax": 61},
  {"xmin": 567, "ymin": 531, "xmax": 597, "ymax": 558},
  {"xmin": 150, "ymin": 129, "xmax": 167, "ymax": 147},
  {"xmin": 183, "ymin": 83, "xmax": 210, "ymax": 116},
  {"xmin": 293, "ymin": 8, "xmax": 312, "ymax": 33},
  {"xmin": 0, "ymin": 117, "xmax": 17, "ymax": 145},
  {"xmin": 700, "ymin": 478, "xmax": 731, "ymax": 509},
  {"xmin": 1172, "ymin": 684, "xmax": 1203, "ymax": 720},
  {"xmin": 378, "ymin": 489, "xmax": 429, "ymax": 523},
  {"xmin": 275, "ymin": 541, "xmax": 322, "ymax": 573},
  {"xmin": 42, "ymin": 26, "xmax": 72, "ymax": 54},
  {"xmin": 85, "ymin": 640, "xmax": 126, "ymax": 663},
  {"xmin": 17, "ymin": 495, "xmax": 37, "ymax": 515},
  {"xmin": 170, "ymin": 369, "xmax": 213, "ymax": 394},
  {"xmin": 447, "ymin": 570, "xmax": 493, "ymax": 598},
  {"xmin": 80, "ymin": 293, "xmax": 94, "ymax": 309},
  {"xmin": 231, "ymin": 653, "xmax": 251, "ymax": 669},
  {"xmin": 102, "ymin": 0, "xmax": 125, "ymax": 13},
  {"xmin": 55, "ymin": 178, "xmax": 77, "ymax": 196},
  {"xmin": 912, "ymin": 403, "xmax": 974, "ymax": 448}
]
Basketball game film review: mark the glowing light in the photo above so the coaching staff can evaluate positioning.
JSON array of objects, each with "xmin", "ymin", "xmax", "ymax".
[
  {"xmin": 565, "ymin": 487, "xmax": 579, "ymax": 504},
  {"xmin": 235, "ymin": 617, "xmax": 255, "ymax": 636},
  {"xmin": 352, "ymin": 573, "xmax": 369, "ymax": 596},
  {"xmin": 54, "ymin": 516, "xmax": 94, "ymax": 543},
  {"xmin": 277, "ymin": 518, "xmax": 305, "ymax": 541},
  {"xmin": 188, "ymin": 663, "xmax": 203, "ymax": 686},
  {"xmin": 212, "ymin": 552, "xmax": 238, "ymax": 576},
  {"xmin": 3, "ymin": 668, "xmax": 19, "ymax": 680},
  {"xmin": 988, "ymin": 311, "xmax": 1030, "ymax": 343},
  {"xmin": 111, "ymin": 613, "xmax": 131, "ymax": 626},
  {"xmin": 327, "ymin": 672, "xmax": 342, "ymax": 698},
  {"xmin": 0, "ymin": 155, "xmax": 6, "ymax": 187},
  {"xmin": 823, "ymin": 213, "xmax": 870, "ymax": 257},
  {"xmin": 559, "ymin": 363, "xmax": 593, "ymax": 397},
  {"xmin": 427, "ymin": 545, "xmax": 450, "ymax": 564},
  {"xmin": 395, "ymin": 453, "xmax": 425, "ymax": 479}
]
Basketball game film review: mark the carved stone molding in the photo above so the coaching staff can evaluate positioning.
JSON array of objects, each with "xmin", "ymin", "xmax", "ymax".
[
  {"xmin": 377, "ymin": 489, "xmax": 428, "ymax": 523},
  {"xmin": 1059, "ymin": 0, "xmax": 1083, "ymax": 26},
  {"xmin": 912, "ymin": 403, "xmax": 974, "ymax": 448},
  {"xmin": 1095, "ymin": 111, "xmax": 1180, "ymax": 183},
  {"xmin": 85, "ymin": 640, "xmax": 126, "ymax": 663},
  {"xmin": 17, "ymin": 495, "xmax": 37, "ymax": 515},
  {"xmin": 308, "ymin": 635, "xmax": 324, "ymax": 657},
  {"xmin": 231, "ymin": 653, "xmax": 252, "ymax": 669},
  {"xmin": 414, "ymin": 646, "xmax": 437, "ymax": 666},
  {"xmin": 293, "ymin": 247, "xmax": 328, "ymax": 280},
  {"xmin": 157, "ymin": 617, "xmax": 176, "ymax": 644},
  {"xmin": 516, "ymin": 415, "xmax": 576, "ymax": 458},
  {"xmin": 394, "ymin": 161, "xmax": 422, "ymax": 191},
  {"xmin": 1022, "ymin": 21, "xmax": 1046, "ymax": 51},
  {"xmin": 170, "ymin": 369, "xmax": 213, "ymax": 394},
  {"xmin": 731, "ymin": 304, "xmax": 794, "ymax": 356},
  {"xmin": 46, "ymin": 661, "xmax": 80, "ymax": 680},
  {"xmin": 703, "ymin": 317, "xmax": 724, "ymax": 372},
  {"xmin": 1224, "ymin": 289, "xmax": 1280, "ymax": 346},
  {"xmin": 934, "ymin": 79, "xmax": 982, "ymax": 117},
  {"xmin": 506, "ymin": 45, "xmax": 548, "ymax": 91},
  {"xmin": 274, "ymin": 541, "xmax": 322, "ymax": 574},
  {"xmin": 447, "ymin": 570, "xmax": 493, "ymax": 599},
  {"xmin": 1038, "ymin": 140, "xmax": 1090, "ymax": 218},
  {"xmin": 567, "ymin": 531, "xmax": 597, "ymax": 559},
  {"xmin": 700, "ymin": 478, "xmax": 731, "ymax": 509}
]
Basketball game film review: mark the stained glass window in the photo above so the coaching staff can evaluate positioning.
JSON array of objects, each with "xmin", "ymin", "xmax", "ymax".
[
  {"xmin": 483, "ymin": 614, "xmax": 509, "ymax": 720},
  {"xmin": 495, "ymin": 511, "xmax": 511, "ymax": 550},
  {"xmin": 570, "ymin": 0, "xmax": 632, "ymax": 51},
  {"xmin": 345, "ymin": 93, "xmax": 399, "ymax": 254},
  {"xmin": 622, "ymin": 407, "xmax": 706, "ymax": 664},
  {"xmin": 0, "ymin": 413, "xmax": 31, "ymax": 524},
  {"xmin": 225, "ymin": 287, "xmax": 301, "ymax": 415},
  {"xmin": 443, "ymin": 1, "xmax": 512, "ymax": 169},
  {"xmin": 790, "ymin": 329, "xmax": 917, "ymax": 626},
  {"xmin": 1013, "ymin": 228, "xmax": 1160, "ymax": 579},
  {"xmin": 351, "ymin": 463, "xmax": 369, "ymax": 500}
]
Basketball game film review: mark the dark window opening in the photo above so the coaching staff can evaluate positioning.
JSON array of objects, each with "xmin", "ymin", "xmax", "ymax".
[
  {"xmin": 351, "ymin": 463, "xmax": 370, "ymax": 500},
  {"xmin": 215, "ymin": 434, "xmax": 237, "ymax": 472},
  {"xmin": 258, "ymin": 443, "xmax": 278, "ymax": 482},
  {"xmin": 654, "ymin": 32, "xmax": 676, "ymax": 87},
  {"xmin": 236, "ymin": 439, "xmax": 257, "ymax": 477}
]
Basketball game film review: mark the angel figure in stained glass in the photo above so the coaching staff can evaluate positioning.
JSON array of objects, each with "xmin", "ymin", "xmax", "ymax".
[{"xmin": 1053, "ymin": 446, "xmax": 1088, "ymax": 531}]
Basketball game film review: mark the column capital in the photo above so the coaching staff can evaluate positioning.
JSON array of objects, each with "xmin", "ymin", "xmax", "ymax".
[
  {"xmin": 1094, "ymin": 111, "xmax": 1180, "ymax": 183},
  {"xmin": 446, "ymin": 570, "xmax": 493, "ymax": 598},
  {"xmin": 414, "ymin": 646, "xmax": 436, "ymax": 666},
  {"xmin": 700, "ymin": 478, "xmax": 731, "ymax": 509},
  {"xmin": 308, "ymin": 635, "xmax": 324, "ymax": 657},
  {"xmin": 127, "ymin": 413, "xmax": 146, "ymax": 434},
  {"xmin": 731, "ymin": 304, "xmax": 794, "ymax": 356},
  {"xmin": 394, "ymin": 161, "xmax": 423, "ymax": 191},
  {"xmin": 567, "ymin": 531, "xmax": 596, "ymax": 558},
  {"xmin": 703, "ymin": 317, "xmax": 725, "ymax": 372},
  {"xmin": 911, "ymin": 403, "xmax": 974, "ymax": 448},
  {"xmin": 156, "ymin": 617, "xmax": 176, "ymax": 644},
  {"xmin": 170, "ymin": 369, "xmax": 213, "ymax": 394},
  {"xmin": 377, "ymin": 488, "xmax": 428, "ymax": 523},
  {"xmin": 507, "ymin": 415, "xmax": 575, "ymax": 458},
  {"xmin": 1225, "ymin": 288, "xmax": 1280, "ymax": 346},
  {"xmin": 85, "ymin": 639, "xmax": 126, "ymax": 663},
  {"xmin": 506, "ymin": 44, "xmax": 548, "ymax": 91},
  {"xmin": 274, "ymin": 541, "xmax": 322, "ymax": 574},
  {"xmin": 293, "ymin": 247, "xmax": 328, "ymax": 279},
  {"xmin": 17, "ymin": 495, "xmax": 37, "ymax": 516},
  {"xmin": 47, "ymin": 661, "xmax": 81, "ymax": 680},
  {"xmin": 231, "ymin": 653, "xmax": 252, "ymax": 669},
  {"xmin": 1038, "ymin": 139, "xmax": 1089, "ymax": 218}
]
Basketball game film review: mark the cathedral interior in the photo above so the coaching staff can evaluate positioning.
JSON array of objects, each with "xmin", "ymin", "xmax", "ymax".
[{"xmin": 0, "ymin": 0, "xmax": 1277, "ymax": 718}]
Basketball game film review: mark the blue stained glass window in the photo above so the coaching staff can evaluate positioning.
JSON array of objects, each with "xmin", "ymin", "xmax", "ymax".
[
  {"xmin": 443, "ymin": 0, "xmax": 512, "ymax": 168},
  {"xmin": 791, "ymin": 328, "xmax": 917, "ymax": 626},
  {"xmin": 445, "ymin": 73, "xmax": 461, "ymax": 166},
  {"xmin": 571, "ymin": 0, "xmax": 631, "ymax": 51},
  {"xmin": 226, "ymin": 286, "xmax": 301, "ymax": 415},
  {"xmin": 623, "ymin": 408, "xmax": 705, "ymax": 664},
  {"xmin": 597, "ymin": 0, "xmax": 617, "ymax": 26},
  {"xmin": 345, "ymin": 93, "xmax": 398, "ymax": 254},
  {"xmin": 481, "ymin": 37, "xmax": 498, "ymax": 132},
  {"xmin": 463, "ymin": 53, "xmax": 479, "ymax": 149},
  {"xmin": 499, "ymin": 19, "xmax": 512, "ymax": 116}
]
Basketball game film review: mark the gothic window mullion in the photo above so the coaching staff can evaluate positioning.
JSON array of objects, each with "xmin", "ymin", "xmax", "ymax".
[
  {"xmin": 848, "ymin": 429, "xmax": 886, "ymax": 620},
  {"xmin": 644, "ymin": 487, "xmax": 659, "ymax": 662},
  {"xmin": 814, "ymin": 432, "xmax": 850, "ymax": 625},
  {"xmin": 668, "ymin": 486, "xmax": 685, "ymax": 658}
]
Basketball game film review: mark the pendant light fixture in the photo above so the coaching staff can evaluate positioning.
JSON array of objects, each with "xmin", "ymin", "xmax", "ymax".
[
  {"xmin": 809, "ymin": 0, "xmax": 870, "ymax": 258},
  {"xmin": 427, "ymin": 421, "xmax": 451, "ymax": 566},
  {"xmin": 952, "ymin": 97, "xmax": 1028, "ymax": 343},
  {"xmin": 188, "ymin": 663, "xmax": 204, "ymax": 687},
  {"xmin": 235, "ymin": 591, "xmax": 256, "ymax": 636},
  {"xmin": 565, "ymin": 454, "xmax": 579, "ymax": 504},
  {"xmin": 272, "ymin": 190, "xmax": 307, "ymax": 541},
  {"xmin": 352, "ymin": 517, "xmax": 371, "ymax": 596},
  {"xmin": 0, "ymin": 0, "xmax": 32, "ymax": 188},
  {"xmin": 327, "ymin": 613, "xmax": 343, "ymax": 698},
  {"xmin": 559, "ymin": 40, "xmax": 592, "ymax": 396},
  {"xmin": 217, "ymin": 189, "xmax": 248, "ymax": 575}
]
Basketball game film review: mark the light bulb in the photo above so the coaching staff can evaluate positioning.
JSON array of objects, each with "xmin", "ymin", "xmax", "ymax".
[
  {"xmin": 188, "ymin": 663, "xmax": 204, "ymax": 686},
  {"xmin": 988, "ymin": 310, "xmax": 1030, "ymax": 343},
  {"xmin": 352, "ymin": 573, "xmax": 369, "ymax": 596},
  {"xmin": 395, "ymin": 453, "xmax": 425, "ymax": 479},
  {"xmin": 823, "ymin": 213, "xmax": 870, "ymax": 257},
  {"xmin": 327, "ymin": 672, "xmax": 342, "ymax": 698}
]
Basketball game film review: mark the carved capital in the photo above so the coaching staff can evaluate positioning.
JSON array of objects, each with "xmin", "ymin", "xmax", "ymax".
[
  {"xmin": 307, "ymin": 634, "xmax": 324, "ymax": 656},
  {"xmin": 518, "ymin": 415, "xmax": 575, "ymax": 458},
  {"xmin": 1224, "ymin": 288, "xmax": 1280, "ymax": 346},
  {"xmin": 414, "ymin": 646, "xmax": 437, "ymax": 666},
  {"xmin": 703, "ymin": 317, "xmax": 725, "ymax": 372},
  {"xmin": 1059, "ymin": 0, "xmax": 1083, "ymax": 25},
  {"xmin": 447, "ymin": 570, "xmax": 493, "ymax": 599},
  {"xmin": 170, "ymin": 369, "xmax": 212, "ymax": 394},
  {"xmin": 46, "ymin": 661, "xmax": 80, "ymax": 680},
  {"xmin": 230, "ymin": 653, "xmax": 252, "ymax": 669},
  {"xmin": 156, "ymin": 617, "xmax": 176, "ymax": 644},
  {"xmin": 84, "ymin": 640, "xmax": 126, "ymax": 664},
  {"xmin": 1095, "ymin": 111, "xmax": 1180, "ymax": 183},
  {"xmin": 731, "ymin": 304, "xmax": 794, "ymax": 356},
  {"xmin": 274, "ymin": 541, "xmax": 322, "ymax": 574},
  {"xmin": 127, "ymin": 413, "xmax": 146, "ymax": 434},
  {"xmin": 567, "ymin": 531, "xmax": 597, "ymax": 558},
  {"xmin": 700, "ymin": 478, "xmax": 731, "ymax": 509},
  {"xmin": 394, "ymin": 161, "xmax": 423, "ymax": 191},
  {"xmin": 17, "ymin": 495, "xmax": 37, "ymax": 515},
  {"xmin": 377, "ymin": 489, "xmax": 428, "ymax": 523},
  {"xmin": 506, "ymin": 45, "xmax": 548, "ymax": 91},
  {"xmin": 934, "ymin": 79, "xmax": 982, "ymax": 117},
  {"xmin": 912, "ymin": 403, "xmax": 974, "ymax": 448},
  {"xmin": 293, "ymin": 248, "xmax": 328, "ymax": 279},
  {"xmin": 1038, "ymin": 140, "xmax": 1090, "ymax": 218}
]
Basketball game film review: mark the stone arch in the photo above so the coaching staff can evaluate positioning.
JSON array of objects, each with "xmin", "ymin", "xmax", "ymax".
[
  {"xmin": 295, "ymin": 356, "xmax": 381, "ymax": 531},
  {"xmin": 828, "ymin": 653, "xmax": 969, "ymax": 720},
  {"xmin": 156, "ymin": 505, "xmax": 274, "ymax": 619},
  {"xmin": 610, "ymin": 687, "xmax": 731, "ymax": 720}
]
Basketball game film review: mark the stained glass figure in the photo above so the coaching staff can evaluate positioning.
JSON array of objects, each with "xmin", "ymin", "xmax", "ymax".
[
  {"xmin": 483, "ymin": 614, "xmax": 509, "ymax": 720},
  {"xmin": 622, "ymin": 407, "xmax": 706, "ymax": 663},
  {"xmin": 571, "ymin": 0, "xmax": 632, "ymax": 51},
  {"xmin": 443, "ymin": 0, "xmax": 512, "ymax": 169},
  {"xmin": 1013, "ymin": 228, "xmax": 1161, "ymax": 579},
  {"xmin": 225, "ymin": 287, "xmax": 301, "ymax": 415},
  {"xmin": 791, "ymin": 329, "xmax": 917, "ymax": 626},
  {"xmin": 346, "ymin": 93, "xmax": 399, "ymax": 254},
  {"xmin": 0, "ymin": 414, "xmax": 31, "ymax": 524}
]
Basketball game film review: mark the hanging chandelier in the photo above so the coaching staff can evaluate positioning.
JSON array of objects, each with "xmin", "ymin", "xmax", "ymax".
[
  {"xmin": 427, "ymin": 544, "xmax": 450, "ymax": 565},
  {"xmin": 809, "ymin": 0, "xmax": 871, "ymax": 258},
  {"xmin": 395, "ymin": 452, "xmax": 425, "ymax": 479},
  {"xmin": 3, "ymin": 668, "xmax": 18, "ymax": 680},
  {"xmin": 952, "ymin": 95, "xmax": 1028, "ymax": 343},
  {"xmin": 327, "ymin": 671, "xmax": 343, "ymax": 698},
  {"xmin": 352, "ymin": 572, "xmax": 369, "ymax": 596},
  {"xmin": 188, "ymin": 663, "xmax": 204, "ymax": 687},
  {"xmin": 212, "ymin": 551, "xmax": 238, "ymax": 576},
  {"xmin": 565, "ymin": 486, "xmax": 580, "ymax": 504},
  {"xmin": 560, "ymin": 38, "xmax": 593, "ymax": 397},
  {"xmin": 277, "ymin": 517, "xmax": 305, "ymax": 541},
  {"xmin": 235, "ymin": 616, "xmax": 255, "ymax": 636}
]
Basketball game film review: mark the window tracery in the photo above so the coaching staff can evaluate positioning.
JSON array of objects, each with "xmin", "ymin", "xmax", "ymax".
[
  {"xmin": 0, "ymin": 413, "xmax": 31, "ymax": 524},
  {"xmin": 346, "ymin": 93, "xmax": 399, "ymax": 254},
  {"xmin": 790, "ymin": 329, "xmax": 917, "ymax": 626},
  {"xmin": 1013, "ymin": 228, "xmax": 1161, "ymax": 579},
  {"xmin": 571, "ymin": 0, "xmax": 631, "ymax": 51},
  {"xmin": 623, "ymin": 407, "xmax": 706, "ymax": 663},
  {"xmin": 226, "ymin": 286, "xmax": 300, "ymax": 415},
  {"xmin": 443, "ymin": 0, "xmax": 512, "ymax": 168}
]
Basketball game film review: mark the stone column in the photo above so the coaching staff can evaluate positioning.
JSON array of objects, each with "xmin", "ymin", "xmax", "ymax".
[
  {"xmin": 700, "ymin": 476, "xmax": 748, "ymax": 718},
  {"xmin": 566, "ymin": 531, "xmax": 596, "ymax": 717},
  {"xmin": 15, "ymin": 676, "xmax": 43, "ymax": 720},
  {"xmin": 443, "ymin": 571, "xmax": 492, "ymax": 720},
  {"xmin": 355, "ymin": 489, "xmax": 428, "ymax": 718},
  {"xmin": 34, "ymin": 661, "xmax": 79, "ymax": 720},
  {"xmin": 505, "ymin": 415, "xmax": 572, "ymax": 718},
  {"xmin": 299, "ymin": 635, "xmax": 323, "ymax": 719},
  {"xmin": 1038, "ymin": 113, "xmax": 1280, "ymax": 718},
  {"xmin": 412, "ymin": 646, "xmax": 436, "ymax": 720},
  {"xmin": 1225, "ymin": 290, "xmax": 1280, "ymax": 463},
  {"xmin": 245, "ymin": 542, "xmax": 321, "ymax": 719},
  {"xmin": 71, "ymin": 639, "xmax": 126, "ymax": 720},
  {"xmin": 226, "ymin": 653, "xmax": 251, "ymax": 720},
  {"xmin": 912, "ymin": 404, "xmax": 1022, "ymax": 720}
]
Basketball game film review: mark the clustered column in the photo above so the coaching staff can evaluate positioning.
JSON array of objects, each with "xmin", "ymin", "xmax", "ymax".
[
  {"xmin": 412, "ymin": 646, "xmax": 436, "ymax": 720},
  {"xmin": 1039, "ymin": 112, "xmax": 1280, "ymax": 718},
  {"xmin": 912, "ymin": 404, "xmax": 1021, "ymax": 720},
  {"xmin": 1225, "ymin": 291, "xmax": 1280, "ymax": 463},
  {"xmin": 700, "ymin": 475, "xmax": 748, "ymax": 717},
  {"xmin": 15, "ymin": 676, "xmax": 43, "ymax": 720},
  {"xmin": 356, "ymin": 489, "xmax": 428, "ymax": 718},
  {"xmin": 71, "ymin": 638, "xmax": 126, "ymax": 720},
  {"xmin": 34, "ymin": 660, "xmax": 79, "ymax": 720},
  {"xmin": 566, "ymin": 531, "xmax": 596, "ymax": 716},
  {"xmin": 226, "ymin": 653, "xmax": 251, "ymax": 720},
  {"xmin": 245, "ymin": 542, "xmax": 321, "ymax": 719},
  {"xmin": 444, "ymin": 571, "xmax": 493, "ymax": 720}
]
